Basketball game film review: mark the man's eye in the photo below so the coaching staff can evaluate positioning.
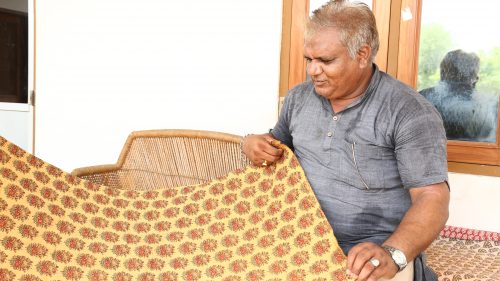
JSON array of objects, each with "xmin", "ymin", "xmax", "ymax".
[{"xmin": 304, "ymin": 57, "xmax": 312, "ymax": 63}]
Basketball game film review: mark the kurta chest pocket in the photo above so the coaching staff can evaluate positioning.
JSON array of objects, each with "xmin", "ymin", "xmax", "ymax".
[{"xmin": 344, "ymin": 140, "xmax": 395, "ymax": 190}]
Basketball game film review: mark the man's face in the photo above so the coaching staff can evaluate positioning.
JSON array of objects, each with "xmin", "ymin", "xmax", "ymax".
[{"xmin": 304, "ymin": 28, "xmax": 369, "ymax": 102}]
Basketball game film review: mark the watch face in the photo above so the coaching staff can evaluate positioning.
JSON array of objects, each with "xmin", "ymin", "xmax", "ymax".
[{"xmin": 393, "ymin": 250, "xmax": 407, "ymax": 266}]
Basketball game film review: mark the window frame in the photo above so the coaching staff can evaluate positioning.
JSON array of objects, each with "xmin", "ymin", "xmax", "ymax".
[{"xmin": 279, "ymin": 0, "xmax": 500, "ymax": 175}]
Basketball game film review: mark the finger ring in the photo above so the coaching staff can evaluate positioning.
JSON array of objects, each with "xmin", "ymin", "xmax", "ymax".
[
  {"xmin": 370, "ymin": 258, "xmax": 380, "ymax": 268},
  {"xmin": 262, "ymin": 160, "xmax": 268, "ymax": 167}
]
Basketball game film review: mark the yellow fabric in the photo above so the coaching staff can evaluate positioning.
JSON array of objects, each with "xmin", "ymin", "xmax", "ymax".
[{"xmin": 0, "ymin": 136, "xmax": 352, "ymax": 281}]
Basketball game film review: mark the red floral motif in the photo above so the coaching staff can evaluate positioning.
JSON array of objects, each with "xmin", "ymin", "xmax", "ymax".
[
  {"xmin": 191, "ymin": 190, "xmax": 206, "ymax": 201},
  {"xmin": 144, "ymin": 210, "xmax": 160, "ymax": 221},
  {"xmin": 223, "ymin": 193, "xmax": 238, "ymax": 206},
  {"xmin": 101, "ymin": 257, "xmax": 120, "ymax": 270},
  {"xmin": 133, "ymin": 200, "xmax": 149, "ymax": 210},
  {"xmin": 295, "ymin": 232, "xmax": 312, "ymax": 248},
  {"xmin": 267, "ymin": 201, "xmax": 283, "ymax": 215},
  {"xmin": 258, "ymin": 179, "xmax": 273, "ymax": 192},
  {"xmin": 195, "ymin": 213, "xmax": 211, "ymax": 226},
  {"xmin": 215, "ymin": 249, "xmax": 233, "ymax": 262},
  {"xmin": 252, "ymin": 252, "xmax": 270, "ymax": 267},
  {"xmin": 135, "ymin": 245, "xmax": 152, "ymax": 257},
  {"xmin": 154, "ymin": 221, "xmax": 170, "ymax": 232},
  {"xmin": 52, "ymin": 250, "xmax": 72, "ymax": 263},
  {"xmin": 60, "ymin": 195, "xmax": 78, "ymax": 209},
  {"xmin": 87, "ymin": 270, "xmax": 108, "ymax": 281},
  {"xmin": 0, "ymin": 150, "xmax": 11, "ymax": 164},
  {"xmin": 102, "ymin": 207, "xmax": 120, "ymax": 219},
  {"xmin": 181, "ymin": 185, "xmax": 195, "ymax": 194},
  {"xmin": 333, "ymin": 269, "xmax": 348, "ymax": 281},
  {"xmin": 158, "ymin": 272, "xmax": 177, "ymax": 281},
  {"xmin": 37, "ymin": 260, "xmax": 57, "ymax": 276},
  {"xmin": 146, "ymin": 258, "xmax": 164, "ymax": 270},
  {"xmin": 10, "ymin": 204, "xmax": 31, "ymax": 221},
  {"xmin": 215, "ymin": 208, "xmax": 231, "ymax": 219},
  {"xmin": 222, "ymin": 234, "xmax": 239, "ymax": 247},
  {"xmin": 207, "ymin": 265, "xmax": 224, "ymax": 278},
  {"xmin": 170, "ymin": 257, "xmax": 187, "ymax": 269},
  {"xmin": 156, "ymin": 244, "xmax": 174, "ymax": 257},
  {"xmin": 112, "ymin": 244, "xmax": 130, "ymax": 256},
  {"xmin": 173, "ymin": 196, "xmax": 188, "ymax": 206},
  {"xmin": 300, "ymin": 196, "xmax": 315, "ymax": 210},
  {"xmin": 33, "ymin": 212, "xmax": 53, "ymax": 228},
  {"xmin": 183, "ymin": 203, "xmax": 199, "ymax": 216},
  {"xmin": 73, "ymin": 188, "xmax": 90, "ymax": 200},
  {"xmin": 94, "ymin": 194, "xmax": 110, "ymax": 205},
  {"xmin": 63, "ymin": 266, "xmax": 83, "ymax": 280},
  {"xmin": 254, "ymin": 195, "xmax": 269, "ymax": 208},
  {"xmin": 164, "ymin": 207, "xmax": 180, "ymax": 219},
  {"xmin": 263, "ymin": 218, "xmax": 279, "ymax": 232},
  {"xmin": 33, "ymin": 171, "xmax": 50, "ymax": 184},
  {"xmin": 20, "ymin": 178, "xmax": 38, "ymax": 192},
  {"xmin": 27, "ymin": 243, "xmax": 48, "ymax": 258},
  {"xmin": 76, "ymin": 254, "xmax": 96, "ymax": 267},
  {"xmin": 56, "ymin": 221, "xmax": 75, "ymax": 234},
  {"xmin": 183, "ymin": 269, "xmax": 202, "ymax": 281},
  {"xmin": 5, "ymin": 184, "xmax": 24, "ymax": 200},
  {"xmin": 18, "ymin": 224, "xmax": 38, "ymax": 239},
  {"xmin": 124, "ymin": 190, "xmax": 139, "ymax": 199},
  {"xmin": 143, "ymin": 190, "xmax": 159, "ymax": 200},
  {"xmin": 209, "ymin": 222, "xmax": 225, "ymax": 235},
  {"xmin": 10, "ymin": 255, "xmax": 32, "ymax": 271},
  {"xmin": 177, "ymin": 242, "xmax": 196, "ymax": 255},
  {"xmin": 281, "ymin": 207, "xmax": 297, "ymax": 222},
  {"xmin": 188, "ymin": 228, "xmax": 204, "ymax": 240},
  {"xmin": 123, "ymin": 234, "xmax": 141, "ymax": 244},
  {"xmin": 238, "ymin": 243, "xmax": 255, "ymax": 256},
  {"xmin": 0, "ymin": 199, "xmax": 7, "ymax": 211},
  {"xmin": 64, "ymin": 174, "xmax": 81, "ymax": 186},
  {"xmin": 1, "ymin": 168, "xmax": 18, "ymax": 182},
  {"xmin": 46, "ymin": 165, "xmax": 63, "ymax": 177},
  {"xmin": 193, "ymin": 254, "xmax": 210, "ymax": 266},
  {"xmin": 201, "ymin": 239, "xmax": 218, "ymax": 252},
  {"xmin": 104, "ymin": 186, "xmax": 120, "ymax": 197},
  {"xmin": 79, "ymin": 227, "xmax": 98, "ymax": 239},
  {"xmin": 40, "ymin": 187, "xmax": 58, "ymax": 202},
  {"xmin": 228, "ymin": 217, "xmax": 246, "ymax": 232},
  {"xmin": 249, "ymin": 211, "xmax": 265, "ymax": 224},
  {"xmin": 175, "ymin": 217, "xmax": 192, "ymax": 228},
  {"xmin": 243, "ymin": 228, "xmax": 259, "ymax": 241},
  {"xmin": 270, "ymin": 260, "xmax": 288, "ymax": 274},
  {"xmin": 230, "ymin": 259, "xmax": 248, "ymax": 273},
  {"xmin": 134, "ymin": 222, "xmax": 151, "ymax": 233},
  {"xmin": 123, "ymin": 210, "xmax": 140, "ymax": 221},
  {"xmin": 65, "ymin": 238, "xmax": 85, "ymax": 251},
  {"xmin": 69, "ymin": 212, "xmax": 87, "ymax": 224},
  {"xmin": 246, "ymin": 270, "xmax": 265, "ymax": 281},
  {"xmin": 52, "ymin": 179, "xmax": 69, "ymax": 192},
  {"xmin": 111, "ymin": 221, "xmax": 130, "ymax": 232},
  {"xmin": 7, "ymin": 144, "xmax": 25, "ymax": 157},
  {"xmin": 274, "ymin": 242, "xmax": 291, "ymax": 257},
  {"xmin": 315, "ymin": 221, "xmax": 331, "ymax": 237},
  {"xmin": 26, "ymin": 194, "xmax": 44, "ymax": 209},
  {"xmin": 234, "ymin": 201, "xmax": 250, "ymax": 215},
  {"xmin": 48, "ymin": 204, "xmax": 65, "ymax": 217},
  {"xmin": 82, "ymin": 202, "xmax": 100, "ymax": 215},
  {"xmin": 101, "ymin": 231, "xmax": 119, "ymax": 242},
  {"xmin": 241, "ymin": 186, "xmax": 256, "ymax": 198},
  {"xmin": 114, "ymin": 272, "xmax": 133, "ymax": 281},
  {"xmin": 162, "ymin": 188, "xmax": 177, "ymax": 198},
  {"xmin": 298, "ymin": 214, "xmax": 315, "ymax": 229},
  {"xmin": 42, "ymin": 231, "xmax": 62, "ymax": 245},
  {"xmin": 227, "ymin": 178, "xmax": 243, "ymax": 190},
  {"xmin": 0, "ymin": 268, "xmax": 15, "ymax": 280},
  {"xmin": 88, "ymin": 242, "xmax": 108, "ymax": 253},
  {"xmin": 152, "ymin": 200, "xmax": 168, "ymax": 208},
  {"xmin": 313, "ymin": 239, "xmax": 331, "ymax": 256},
  {"xmin": 310, "ymin": 260, "xmax": 329, "ymax": 274},
  {"xmin": 291, "ymin": 251, "xmax": 309, "ymax": 266},
  {"xmin": 209, "ymin": 183, "xmax": 224, "ymax": 196},
  {"xmin": 167, "ymin": 231, "xmax": 184, "ymax": 242},
  {"xmin": 0, "ymin": 215, "xmax": 15, "ymax": 233},
  {"xmin": 244, "ymin": 172, "xmax": 260, "ymax": 184},
  {"xmin": 258, "ymin": 235, "xmax": 275, "ymax": 248},
  {"xmin": 203, "ymin": 198, "xmax": 219, "ymax": 211},
  {"xmin": 287, "ymin": 172, "xmax": 302, "ymax": 186},
  {"xmin": 2, "ymin": 236, "xmax": 23, "ymax": 251},
  {"xmin": 276, "ymin": 167, "xmax": 289, "ymax": 180},
  {"xmin": 113, "ymin": 198, "xmax": 129, "ymax": 209},
  {"xmin": 83, "ymin": 180, "xmax": 100, "ymax": 192},
  {"xmin": 13, "ymin": 159, "xmax": 32, "ymax": 172},
  {"xmin": 272, "ymin": 184, "xmax": 286, "ymax": 198},
  {"xmin": 288, "ymin": 269, "xmax": 307, "ymax": 281}
]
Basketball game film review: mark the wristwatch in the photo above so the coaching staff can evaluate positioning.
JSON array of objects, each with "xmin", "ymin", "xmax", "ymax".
[{"xmin": 382, "ymin": 245, "xmax": 408, "ymax": 272}]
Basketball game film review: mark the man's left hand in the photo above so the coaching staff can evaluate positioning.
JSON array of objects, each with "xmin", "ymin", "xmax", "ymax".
[{"xmin": 346, "ymin": 242, "xmax": 398, "ymax": 281}]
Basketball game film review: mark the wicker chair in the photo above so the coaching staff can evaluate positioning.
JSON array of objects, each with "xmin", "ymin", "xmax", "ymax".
[{"xmin": 71, "ymin": 129, "xmax": 250, "ymax": 190}]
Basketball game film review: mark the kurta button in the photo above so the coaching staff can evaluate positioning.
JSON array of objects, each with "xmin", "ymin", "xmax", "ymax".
[
  {"xmin": 333, "ymin": 116, "xmax": 338, "ymax": 121},
  {"xmin": 327, "ymin": 132, "xmax": 333, "ymax": 137}
]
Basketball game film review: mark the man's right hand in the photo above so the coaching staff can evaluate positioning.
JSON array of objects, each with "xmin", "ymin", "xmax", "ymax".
[{"xmin": 242, "ymin": 133, "xmax": 283, "ymax": 166}]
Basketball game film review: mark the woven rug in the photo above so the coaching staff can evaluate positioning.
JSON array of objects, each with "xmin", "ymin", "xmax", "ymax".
[
  {"xmin": 426, "ymin": 226, "xmax": 500, "ymax": 281},
  {"xmin": 0, "ymin": 136, "xmax": 352, "ymax": 281}
]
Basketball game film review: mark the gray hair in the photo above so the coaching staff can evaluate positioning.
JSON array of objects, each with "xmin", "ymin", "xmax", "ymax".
[{"xmin": 306, "ymin": 0, "xmax": 379, "ymax": 62}]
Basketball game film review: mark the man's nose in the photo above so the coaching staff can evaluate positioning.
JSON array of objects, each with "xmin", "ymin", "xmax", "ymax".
[{"xmin": 307, "ymin": 60, "xmax": 322, "ymax": 76}]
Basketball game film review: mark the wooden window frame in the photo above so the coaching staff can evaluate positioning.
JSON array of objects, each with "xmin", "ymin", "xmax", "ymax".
[{"xmin": 279, "ymin": 0, "xmax": 500, "ymax": 176}]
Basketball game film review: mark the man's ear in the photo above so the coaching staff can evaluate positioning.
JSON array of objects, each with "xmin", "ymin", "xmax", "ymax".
[{"xmin": 357, "ymin": 45, "xmax": 372, "ymax": 68}]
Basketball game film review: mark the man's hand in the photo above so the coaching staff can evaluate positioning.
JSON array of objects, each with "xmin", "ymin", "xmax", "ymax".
[
  {"xmin": 347, "ymin": 242, "xmax": 398, "ymax": 281},
  {"xmin": 242, "ymin": 134, "xmax": 283, "ymax": 166}
]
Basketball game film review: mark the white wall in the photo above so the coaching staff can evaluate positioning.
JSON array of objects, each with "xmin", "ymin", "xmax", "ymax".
[{"xmin": 36, "ymin": 0, "xmax": 282, "ymax": 171}]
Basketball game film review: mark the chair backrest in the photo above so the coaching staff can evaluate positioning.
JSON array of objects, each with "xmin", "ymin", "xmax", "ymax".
[{"xmin": 72, "ymin": 129, "xmax": 249, "ymax": 190}]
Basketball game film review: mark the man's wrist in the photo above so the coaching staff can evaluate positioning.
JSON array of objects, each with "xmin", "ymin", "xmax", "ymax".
[{"xmin": 382, "ymin": 245, "xmax": 408, "ymax": 272}]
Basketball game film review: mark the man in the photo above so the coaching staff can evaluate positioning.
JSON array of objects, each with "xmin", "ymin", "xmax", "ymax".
[
  {"xmin": 420, "ymin": 49, "xmax": 498, "ymax": 142},
  {"xmin": 242, "ymin": 1, "xmax": 449, "ymax": 280}
]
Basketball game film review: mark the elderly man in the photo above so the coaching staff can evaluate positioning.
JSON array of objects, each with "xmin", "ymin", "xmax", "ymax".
[{"xmin": 242, "ymin": 1, "xmax": 449, "ymax": 280}]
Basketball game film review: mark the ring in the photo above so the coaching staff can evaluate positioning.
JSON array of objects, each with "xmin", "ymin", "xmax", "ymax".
[
  {"xmin": 262, "ymin": 160, "xmax": 268, "ymax": 167},
  {"xmin": 370, "ymin": 258, "xmax": 380, "ymax": 268}
]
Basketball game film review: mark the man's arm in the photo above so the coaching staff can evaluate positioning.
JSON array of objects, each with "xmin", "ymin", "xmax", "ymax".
[
  {"xmin": 242, "ymin": 133, "xmax": 283, "ymax": 166},
  {"xmin": 347, "ymin": 182, "xmax": 449, "ymax": 281}
]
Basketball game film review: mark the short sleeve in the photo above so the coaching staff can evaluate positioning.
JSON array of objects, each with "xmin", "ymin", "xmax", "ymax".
[
  {"xmin": 272, "ymin": 93, "xmax": 293, "ymax": 149},
  {"xmin": 394, "ymin": 99, "xmax": 449, "ymax": 189}
]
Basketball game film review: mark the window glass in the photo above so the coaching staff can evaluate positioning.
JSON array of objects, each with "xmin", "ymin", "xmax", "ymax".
[{"xmin": 417, "ymin": 0, "xmax": 499, "ymax": 143}]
